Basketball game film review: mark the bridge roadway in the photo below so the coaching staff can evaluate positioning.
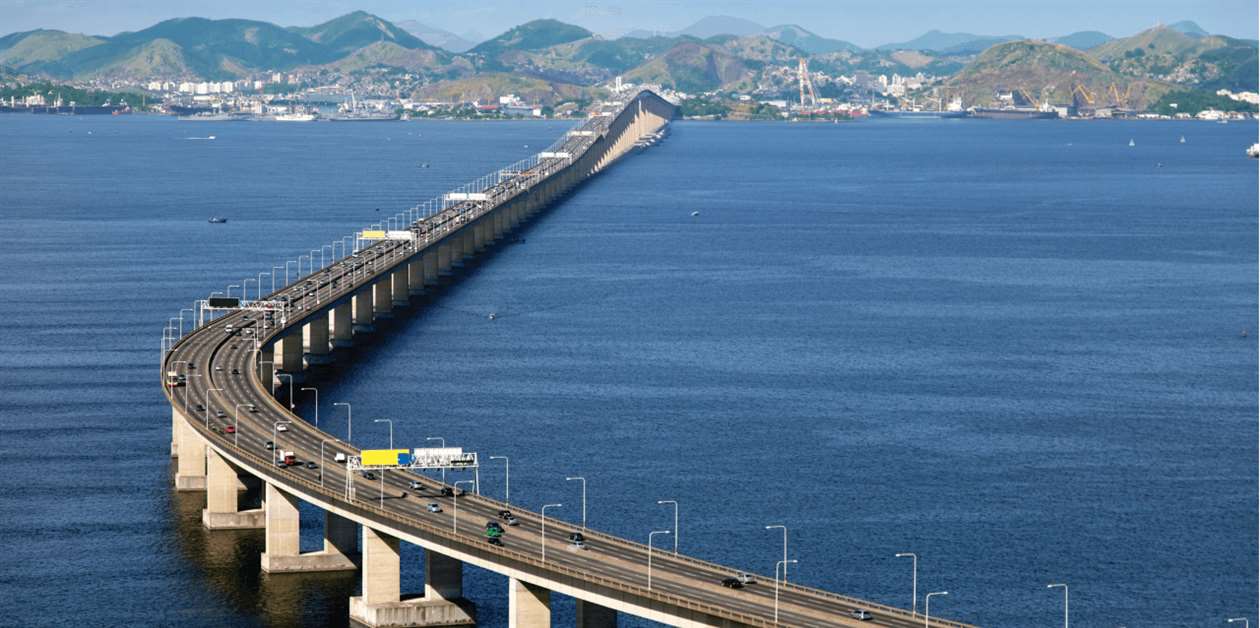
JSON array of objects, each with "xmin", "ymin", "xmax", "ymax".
[{"xmin": 163, "ymin": 91, "xmax": 971, "ymax": 628}]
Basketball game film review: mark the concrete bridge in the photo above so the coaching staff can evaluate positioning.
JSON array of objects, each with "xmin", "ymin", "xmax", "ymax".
[{"xmin": 161, "ymin": 90, "xmax": 971, "ymax": 628}]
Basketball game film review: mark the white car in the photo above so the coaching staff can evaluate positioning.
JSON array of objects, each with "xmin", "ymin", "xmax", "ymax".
[{"xmin": 277, "ymin": 424, "xmax": 289, "ymax": 432}]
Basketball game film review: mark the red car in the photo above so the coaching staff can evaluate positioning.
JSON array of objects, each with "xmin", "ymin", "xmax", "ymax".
[{"xmin": 225, "ymin": 425, "xmax": 236, "ymax": 434}]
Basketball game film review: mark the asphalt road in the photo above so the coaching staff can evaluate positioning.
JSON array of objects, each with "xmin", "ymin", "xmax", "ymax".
[{"xmin": 163, "ymin": 97, "xmax": 970, "ymax": 628}]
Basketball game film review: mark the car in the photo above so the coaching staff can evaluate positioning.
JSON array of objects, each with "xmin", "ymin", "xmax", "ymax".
[
  {"xmin": 362, "ymin": 471, "xmax": 377, "ymax": 480},
  {"xmin": 487, "ymin": 537, "xmax": 503, "ymax": 547},
  {"xmin": 231, "ymin": 368, "xmax": 240, "ymax": 375},
  {"xmin": 497, "ymin": 510, "xmax": 513, "ymax": 519},
  {"xmin": 440, "ymin": 487, "xmax": 466, "ymax": 498},
  {"xmin": 214, "ymin": 365, "xmax": 223, "ymax": 372},
  {"xmin": 849, "ymin": 609, "xmax": 873, "ymax": 621},
  {"xmin": 275, "ymin": 460, "xmax": 287, "ymax": 468},
  {"xmin": 265, "ymin": 441, "xmax": 274, "ymax": 450},
  {"xmin": 504, "ymin": 514, "xmax": 519, "ymax": 526},
  {"xmin": 187, "ymin": 363, "xmax": 196, "ymax": 370},
  {"xmin": 195, "ymin": 404, "xmax": 206, "ymax": 412},
  {"xmin": 247, "ymin": 404, "xmax": 259, "ymax": 413},
  {"xmin": 736, "ymin": 572, "xmax": 756, "ymax": 586},
  {"xmin": 305, "ymin": 461, "xmax": 317, "ymax": 469},
  {"xmin": 214, "ymin": 410, "xmax": 226, "ymax": 419},
  {"xmin": 225, "ymin": 425, "xmax": 236, "ymax": 434},
  {"xmin": 427, "ymin": 503, "xmax": 442, "ymax": 513},
  {"xmin": 408, "ymin": 480, "xmax": 423, "ymax": 490},
  {"xmin": 568, "ymin": 532, "xmax": 585, "ymax": 543},
  {"xmin": 276, "ymin": 424, "xmax": 288, "ymax": 432},
  {"xmin": 720, "ymin": 578, "xmax": 744, "ymax": 589},
  {"xmin": 334, "ymin": 452, "xmax": 347, "ymax": 463}
]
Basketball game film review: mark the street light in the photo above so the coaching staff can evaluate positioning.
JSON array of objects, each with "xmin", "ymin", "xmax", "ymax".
[
  {"xmin": 334, "ymin": 402, "xmax": 352, "ymax": 442},
  {"xmin": 204, "ymin": 387, "xmax": 223, "ymax": 427},
  {"xmin": 540, "ymin": 504, "xmax": 562, "ymax": 564},
  {"xmin": 426, "ymin": 436, "xmax": 446, "ymax": 484},
  {"xmin": 227, "ymin": 284, "xmax": 240, "ymax": 298},
  {"xmin": 1047, "ymin": 583, "xmax": 1068, "ymax": 628},
  {"xmin": 301, "ymin": 387, "xmax": 319, "ymax": 427},
  {"xmin": 657, "ymin": 500, "xmax": 678, "ymax": 555},
  {"xmin": 774, "ymin": 559, "xmax": 799, "ymax": 623},
  {"xmin": 766, "ymin": 524, "xmax": 789, "ymax": 582},
  {"xmin": 925, "ymin": 591, "xmax": 948, "ymax": 628},
  {"xmin": 648, "ymin": 530, "xmax": 671, "ymax": 590},
  {"xmin": 896, "ymin": 552, "xmax": 918, "ymax": 617},
  {"xmin": 489, "ymin": 455, "xmax": 509, "ymax": 504},
  {"xmin": 451, "ymin": 479, "xmax": 476, "ymax": 531},
  {"xmin": 272, "ymin": 421, "xmax": 291, "ymax": 464},
  {"xmin": 566, "ymin": 476, "xmax": 586, "ymax": 530},
  {"xmin": 375, "ymin": 418, "xmax": 393, "ymax": 449},
  {"xmin": 1227, "ymin": 619, "xmax": 1250, "ymax": 628}
]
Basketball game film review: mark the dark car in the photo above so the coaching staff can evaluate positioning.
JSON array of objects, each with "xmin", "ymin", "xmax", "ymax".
[
  {"xmin": 568, "ymin": 532, "xmax": 585, "ymax": 544},
  {"xmin": 195, "ymin": 404, "xmax": 206, "ymax": 412},
  {"xmin": 362, "ymin": 471, "xmax": 377, "ymax": 480},
  {"xmin": 231, "ymin": 368, "xmax": 240, "ymax": 375},
  {"xmin": 440, "ymin": 487, "xmax": 466, "ymax": 498},
  {"xmin": 487, "ymin": 536, "xmax": 503, "ymax": 547},
  {"xmin": 720, "ymin": 578, "xmax": 744, "ymax": 589},
  {"xmin": 265, "ymin": 441, "xmax": 274, "ymax": 450},
  {"xmin": 304, "ymin": 461, "xmax": 318, "ymax": 469}
]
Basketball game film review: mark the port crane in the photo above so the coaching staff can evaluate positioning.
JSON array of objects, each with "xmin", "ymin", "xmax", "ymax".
[
  {"xmin": 1071, "ymin": 83, "xmax": 1096, "ymax": 110},
  {"xmin": 1108, "ymin": 83, "xmax": 1133, "ymax": 108},
  {"xmin": 797, "ymin": 58, "xmax": 818, "ymax": 109}
]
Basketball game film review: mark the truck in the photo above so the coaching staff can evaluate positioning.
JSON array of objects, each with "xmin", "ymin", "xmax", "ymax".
[{"xmin": 282, "ymin": 451, "xmax": 296, "ymax": 466}]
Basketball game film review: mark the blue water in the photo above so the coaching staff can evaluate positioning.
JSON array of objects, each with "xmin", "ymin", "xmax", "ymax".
[{"xmin": 0, "ymin": 115, "xmax": 1255, "ymax": 627}]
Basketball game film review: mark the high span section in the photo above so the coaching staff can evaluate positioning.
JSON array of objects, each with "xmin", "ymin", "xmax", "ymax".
[{"xmin": 161, "ymin": 90, "xmax": 972, "ymax": 628}]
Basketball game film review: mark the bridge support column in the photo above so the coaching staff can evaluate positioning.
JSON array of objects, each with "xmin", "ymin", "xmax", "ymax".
[
  {"xmin": 333, "ymin": 302, "xmax": 353, "ymax": 348},
  {"xmin": 461, "ymin": 230, "xmax": 475, "ymax": 261},
  {"xmin": 277, "ymin": 333, "xmax": 304, "ymax": 382},
  {"xmin": 509, "ymin": 578, "xmax": 550, "ymax": 628},
  {"xmin": 260, "ymin": 483, "xmax": 355, "ymax": 573},
  {"xmin": 391, "ymin": 268, "xmax": 410, "ymax": 306},
  {"xmin": 575, "ymin": 600, "xmax": 617, "ymax": 628},
  {"xmin": 438, "ymin": 242, "xmax": 453, "ymax": 276},
  {"xmin": 353, "ymin": 290, "xmax": 375, "ymax": 333},
  {"xmin": 473, "ymin": 221, "xmax": 486, "ymax": 252},
  {"xmin": 408, "ymin": 260, "xmax": 425, "ymax": 296},
  {"xmin": 423, "ymin": 251, "xmax": 438, "ymax": 286},
  {"xmin": 350, "ymin": 528, "xmax": 474, "ymax": 627},
  {"xmin": 304, "ymin": 311, "xmax": 332, "ymax": 365},
  {"xmin": 174, "ymin": 415, "xmax": 206, "ymax": 491},
  {"xmin": 492, "ymin": 210, "xmax": 506, "ymax": 240},
  {"xmin": 202, "ymin": 448, "xmax": 263, "ymax": 529},
  {"xmin": 171, "ymin": 407, "xmax": 180, "ymax": 457},
  {"xmin": 373, "ymin": 279, "xmax": 394, "ymax": 319}
]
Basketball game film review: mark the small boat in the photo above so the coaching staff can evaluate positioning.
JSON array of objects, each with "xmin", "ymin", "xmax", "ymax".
[
  {"xmin": 208, "ymin": 217, "xmax": 228, "ymax": 224},
  {"xmin": 419, "ymin": 162, "xmax": 430, "ymax": 168},
  {"xmin": 1247, "ymin": 143, "xmax": 1260, "ymax": 159},
  {"xmin": 690, "ymin": 211, "xmax": 701, "ymax": 217},
  {"xmin": 1128, "ymin": 139, "xmax": 1135, "ymax": 147},
  {"xmin": 1178, "ymin": 136, "xmax": 1186, "ymax": 144},
  {"xmin": 487, "ymin": 312, "xmax": 497, "ymax": 320}
]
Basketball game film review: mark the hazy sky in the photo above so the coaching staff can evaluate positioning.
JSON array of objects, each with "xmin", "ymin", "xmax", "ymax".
[{"xmin": 1, "ymin": 0, "xmax": 1256, "ymax": 47}]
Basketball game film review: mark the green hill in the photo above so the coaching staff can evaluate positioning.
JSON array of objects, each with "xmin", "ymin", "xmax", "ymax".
[
  {"xmin": 1090, "ymin": 26, "xmax": 1257, "ymax": 91},
  {"xmin": 946, "ymin": 39, "xmax": 1170, "ymax": 109},
  {"xmin": 471, "ymin": 19, "xmax": 593, "ymax": 58},
  {"xmin": 0, "ymin": 30, "xmax": 105, "ymax": 72},
  {"xmin": 623, "ymin": 40, "xmax": 752, "ymax": 93},
  {"xmin": 761, "ymin": 24, "xmax": 860, "ymax": 54},
  {"xmin": 291, "ymin": 11, "xmax": 434, "ymax": 55}
]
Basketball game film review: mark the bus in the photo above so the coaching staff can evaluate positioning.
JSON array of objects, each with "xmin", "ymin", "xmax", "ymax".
[{"xmin": 164, "ymin": 371, "xmax": 184, "ymax": 388}]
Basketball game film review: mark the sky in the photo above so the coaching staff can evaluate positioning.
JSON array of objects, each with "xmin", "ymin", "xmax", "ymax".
[{"xmin": 0, "ymin": 0, "xmax": 1256, "ymax": 47}]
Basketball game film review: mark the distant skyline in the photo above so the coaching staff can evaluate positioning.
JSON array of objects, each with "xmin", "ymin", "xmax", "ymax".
[{"xmin": 1, "ymin": 0, "xmax": 1256, "ymax": 47}]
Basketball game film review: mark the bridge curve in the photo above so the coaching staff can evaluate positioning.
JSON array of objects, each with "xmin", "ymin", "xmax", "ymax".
[{"xmin": 161, "ymin": 91, "xmax": 969, "ymax": 628}]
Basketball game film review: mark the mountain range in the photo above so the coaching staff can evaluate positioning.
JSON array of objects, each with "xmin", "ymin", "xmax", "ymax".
[{"xmin": 0, "ymin": 13, "xmax": 1252, "ymax": 110}]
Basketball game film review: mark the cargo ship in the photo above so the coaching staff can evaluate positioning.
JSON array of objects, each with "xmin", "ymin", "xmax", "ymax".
[
  {"xmin": 970, "ymin": 107, "xmax": 1058, "ymax": 120},
  {"xmin": 869, "ymin": 109, "xmax": 969, "ymax": 119},
  {"xmin": 0, "ymin": 103, "xmax": 130, "ymax": 115}
]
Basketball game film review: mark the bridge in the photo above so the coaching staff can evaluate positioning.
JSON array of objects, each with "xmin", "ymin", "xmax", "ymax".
[{"xmin": 161, "ymin": 90, "xmax": 971, "ymax": 628}]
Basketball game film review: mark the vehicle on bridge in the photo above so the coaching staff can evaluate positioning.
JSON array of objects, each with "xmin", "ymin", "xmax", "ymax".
[{"xmin": 164, "ymin": 371, "xmax": 184, "ymax": 387}]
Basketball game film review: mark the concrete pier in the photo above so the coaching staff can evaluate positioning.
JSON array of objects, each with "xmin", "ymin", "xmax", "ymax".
[
  {"xmin": 509, "ymin": 578, "xmax": 550, "ymax": 628},
  {"xmin": 422, "ymin": 251, "xmax": 438, "ymax": 287},
  {"xmin": 373, "ymin": 280, "xmax": 393, "ymax": 319},
  {"xmin": 260, "ymin": 483, "xmax": 356, "ymax": 573},
  {"xmin": 202, "ymin": 448, "xmax": 263, "ymax": 529},
  {"xmin": 350, "ymin": 527, "xmax": 474, "ymax": 627},
  {"xmin": 304, "ymin": 311, "xmax": 332, "ymax": 365},
  {"xmin": 391, "ymin": 268, "xmax": 409, "ymax": 306},
  {"xmin": 407, "ymin": 260, "xmax": 425, "ymax": 296},
  {"xmin": 353, "ymin": 290, "xmax": 375, "ymax": 333},
  {"xmin": 333, "ymin": 302, "xmax": 353, "ymax": 348},
  {"xmin": 277, "ymin": 335, "xmax": 304, "ymax": 380},
  {"xmin": 174, "ymin": 413, "xmax": 206, "ymax": 491}
]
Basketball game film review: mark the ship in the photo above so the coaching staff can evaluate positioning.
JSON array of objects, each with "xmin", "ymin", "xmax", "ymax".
[
  {"xmin": 970, "ymin": 107, "xmax": 1058, "ymax": 120},
  {"xmin": 208, "ymin": 217, "xmax": 228, "ymax": 224},
  {"xmin": 326, "ymin": 91, "xmax": 399, "ymax": 122},
  {"xmin": 273, "ymin": 112, "xmax": 317, "ymax": 122},
  {"xmin": 1247, "ymin": 143, "xmax": 1259, "ymax": 159},
  {"xmin": 869, "ymin": 109, "xmax": 969, "ymax": 119}
]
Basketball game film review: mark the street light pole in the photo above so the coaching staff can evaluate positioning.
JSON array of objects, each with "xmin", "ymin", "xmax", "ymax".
[
  {"xmin": 925, "ymin": 591, "xmax": 948, "ymax": 628},
  {"xmin": 540, "ymin": 504, "xmax": 562, "ymax": 564},
  {"xmin": 766, "ymin": 524, "xmax": 788, "ymax": 582},
  {"xmin": 1047, "ymin": 583, "xmax": 1068, "ymax": 628},
  {"xmin": 896, "ymin": 552, "xmax": 918, "ymax": 616},
  {"xmin": 774, "ymin": 559, "xmax": 799, "ymax": 623},
  {"xmin": 334, "ymin": 402, "xmax": 352, "ymax": 442},
  {"xmin": 276, "ymin": 373, "xmax": 295, "ymax": 409},
  {"xmin": 490, "ymin": 455, "xmax": 509, "ymax": 504},
  {"xmin": 566, "ymin": 476, "xmax": 586, "ymax": 530},
  {"xmin": 375, "ymin": 419, "xmax": 393, "ymax": 449},
  {"xmin": 658, "ymin": 500, "xmax": 678, "ymax": 555},
  {"xmin": 648, "ymin": 530, "xmax": 671, "ymax": 590},
  {"xmin": 1227, "ymin": 618, "xmax": 1250, "ymax": 628},
  {"xmin": 301, "ymin": 387, "xmax": 319, "ymax": 427}
]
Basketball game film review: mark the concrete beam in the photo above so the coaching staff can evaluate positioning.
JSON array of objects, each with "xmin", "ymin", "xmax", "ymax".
[{"xmin": 509, "ymin": 578, "xmax": 550, "ymax": 628}]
